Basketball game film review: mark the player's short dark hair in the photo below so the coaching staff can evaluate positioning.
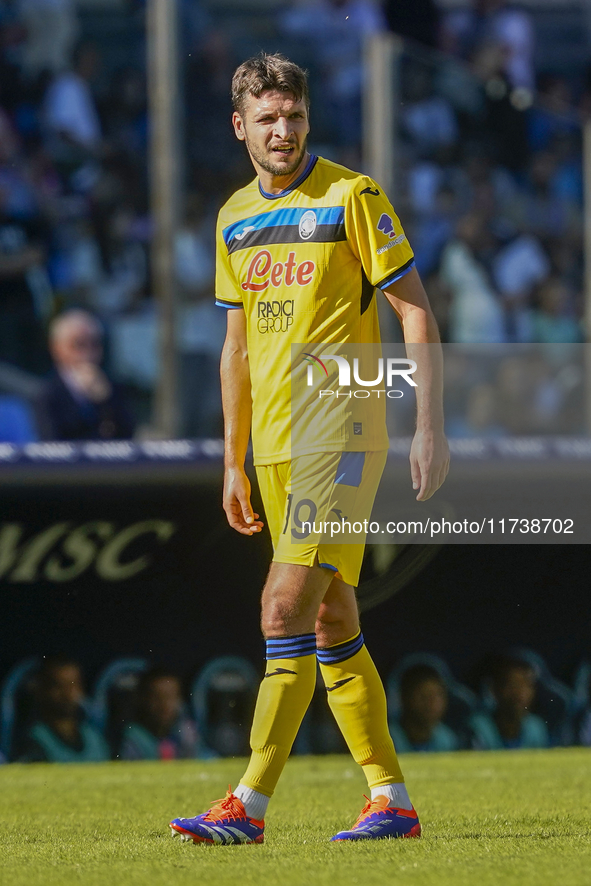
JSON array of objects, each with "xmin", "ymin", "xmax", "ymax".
[
  {"xmin": 400, "ymin": 664, "xmax": 446, "ymax": 699},
  {"xmin": 231, "ymin": 52, "xmax": 310, "ymax": 117}
]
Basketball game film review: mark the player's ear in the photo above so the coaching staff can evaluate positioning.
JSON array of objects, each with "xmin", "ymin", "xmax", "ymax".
[{"xmin": 232, "ymin": 111, "xmax": 246, "ymax": 141}]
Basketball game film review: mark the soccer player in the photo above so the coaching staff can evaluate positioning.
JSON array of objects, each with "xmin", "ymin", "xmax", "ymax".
[{"xmin": 170, "ymin": 53, "xmax": 449, "ymax": 845}]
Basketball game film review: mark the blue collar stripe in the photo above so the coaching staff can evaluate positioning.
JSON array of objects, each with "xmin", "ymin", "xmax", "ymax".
[{"xmin": 258, "ymin": 154, "xmax": 318, "ymax": 200}]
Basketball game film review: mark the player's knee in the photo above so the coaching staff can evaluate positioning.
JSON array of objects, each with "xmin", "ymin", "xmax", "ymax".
[
  {"xmin": 315, "ymin": 601, "xmax": 358, "ymax": 648},
  {"xmin": 261, "ymin": 598, "xmax": 297, "ymax": 637}
]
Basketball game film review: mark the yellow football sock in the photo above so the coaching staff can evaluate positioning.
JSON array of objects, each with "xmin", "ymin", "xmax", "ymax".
[
  {"xmin": 318, "ymin": 632, "xmax": 404, "ymax": 788},
  {"xmin": 240, "ymin": 633, "xmax": 317, "ymax": 798}
]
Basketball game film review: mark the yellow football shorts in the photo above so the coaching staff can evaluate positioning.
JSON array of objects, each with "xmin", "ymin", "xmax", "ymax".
[{"xmin": 255, "ymin": 450, "xmax": 387, "ymax": 587}]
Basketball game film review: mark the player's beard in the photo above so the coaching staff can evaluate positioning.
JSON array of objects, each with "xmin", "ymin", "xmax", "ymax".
[{"xmin": 245, "ymin": 131, "xmax": 308, "ymax": 178}]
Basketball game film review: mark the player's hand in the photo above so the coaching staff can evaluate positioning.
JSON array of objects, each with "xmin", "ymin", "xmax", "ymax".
[
  {"xmin": 409, "ymin": 428, "xmax": 450, "ymax": 501},
  {"xmin": 223, "ymin": 466, "xmax": 265, "ymax": 535}
]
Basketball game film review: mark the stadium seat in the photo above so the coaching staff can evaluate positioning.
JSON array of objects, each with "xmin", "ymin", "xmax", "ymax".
[
  {"xmin": 571, "ymin": 660, "xmax": 590, "ymax": 742},
  {"xmin": 573, "ymin": 661, "xmax": 590, "ymax": 710},
  {"xmin": 480, "ymin": 648, "xmax": 575, "ymax": 747},
  {"xmin": 0, "ymin": 658, "xmax": 40, "ymax": 760},
  {"xmin": 0, "ymin": 395, "xmax": 38, "ymax": 443},
  {"xmin": 91, "ymin": 658, "xmax": 148, "ymax": 757},
  {"xmin": 190, "ymin": 657, "xmax": 259, "ymax": 757},
  {"xmin": 387, "ymin": 652, "xmax": 479, "ymax": 748}
]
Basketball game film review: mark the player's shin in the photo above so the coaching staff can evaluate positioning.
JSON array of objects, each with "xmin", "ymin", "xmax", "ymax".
[
  {"xmin": 318, "ymin": 632, "xmax": 411, "ymax": 807},
  {"xmin": 239, "ymin": 633, "xmax": 317, "ymax": 805}
]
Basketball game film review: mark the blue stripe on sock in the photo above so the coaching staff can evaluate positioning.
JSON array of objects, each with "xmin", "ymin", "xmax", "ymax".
[
  {"xmin": 317, "ymin": 632, "xmax": 364, "ymax": 665},
  {"xmin": 266, "ymin": 633, "xmax": 317, "ymax": 660}
]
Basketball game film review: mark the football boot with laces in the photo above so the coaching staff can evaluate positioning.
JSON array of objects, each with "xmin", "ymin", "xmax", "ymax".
[
  {"xmin": 331, "ymin": 794, "xmax": 421, "ymax": 841},
  {"xmin": 170, "ymin": 788, "xmax": 265, "ymax": 845}
]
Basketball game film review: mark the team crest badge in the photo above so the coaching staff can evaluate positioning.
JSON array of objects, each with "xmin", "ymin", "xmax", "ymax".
[{"xmin": 299, "ymin": 210, "xmax": 317, "ymax": 240}]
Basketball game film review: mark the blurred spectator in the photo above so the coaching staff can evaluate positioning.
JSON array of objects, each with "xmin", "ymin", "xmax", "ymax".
[
  {"xmin": 175, "ymin": 193, "xmax": 223, "ymax": 437},
  {"xmin": 390, "ymin": 665, "xmax": 459, "ymax": 752},
  {"xmin": 469, "ymin": 655, "xmax": 549, "ymax": 750},
  {"xmin": 509, "ymin": 150, "xmax": 580, "ymax": 240},
  {"xmin": 175, "ymin": 194, "xmax": 214, "ymax": 296},
  {"xmin": 495, "ymin": 355, "xmax": 538, "ymax": 435},
  {"xmin": 0, "ymin": 192, "xmax": 49, "ymax": 374},
  {"xmin": 531, "ymin": 278, "xmax": 583, "ymax": 345},
  {"xmin": 18, "ymin": 0, "xmax": 79, "ymax": 78},
  {"xmin": 580, "ymin": 710, "xmax": 591, "ymax": 746},
  {"xmin": 493, "ymin": 233, "xmax": 550, "ymax": 342},
  {"xmin": 0, "ymin": 0, "xmax": 581, "ymax": 435},
  {"xmin": 409, "ymin": 184, "xmax": 457, "ymax": 277},
  {"xmin": 19, "ymin": 657, "xmax": 109, "ymax": 763},
  {"xmin": 42, "ymin": 41, "xmax": 102, "ymax": 188},
  {"xmin": 439, "ymin": 213, "xmax": 506, "ymax": 342},
  {"xmin": 446, "ymin": 381, "xmax": 506, "ymax": 438},
  {"xmin": 441, "ymin": 0, "xmax": 534, "ymax": 91},
  {"xmin": 402, "ymin": 60, "xmax": 458, "ymax": 159},
  {"xmin": 0, "ymin": 108, "xmax": 39, "ymax": 219},
  {"xmin": 279, "ymin": 0, "xmax": 386, "ymax": 159},
  {"xmin": 184, "ymin": 28, "xmax": 241, "ymax": 183},
  {"xmin": 383, "ymin": 0, "xmax": 439, "ymax": 48},
  {"xmin": 101, "ymin": 66, "xmax": 147, "ymax": 161},
  {"xmin": 34, "ymin": 309, "xmax": 135, "ymax": 440},
  {"xmin": 119, "ymin": 668, "xmax": 208, "ymax": 760},
  {"xmin": 528, "ymin": 76, "xmax": 579, "ymax": 153},
  {"xmin": 49, "ymin": 217, "xmax": 103, "ymax": 299},
  {"xmin": 90, "ymin": 206, "xmax": 148, "ymax": 316},
  {"xmin": 43, "ymin": 41, "xmax": 101, "ymax": 149},
  {"xmin": 468, "ymin": 44, "xmax": 529, "ymax": 172},
  {"xmin": 578, "ymin": 672, "xmax": 591, "ymax": 745}
]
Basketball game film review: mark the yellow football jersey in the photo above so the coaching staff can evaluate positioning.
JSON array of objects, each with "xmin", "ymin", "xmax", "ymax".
[{"xmin": 215, "ymin": 154, "xmax": 415, "ymax": 465}]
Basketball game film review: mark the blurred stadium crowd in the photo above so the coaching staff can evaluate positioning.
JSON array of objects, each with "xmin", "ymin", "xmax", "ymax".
[
  {"xmin": 1, "ymin": 649, "xmax": 590, "ymax": 763},
  {"xmin": 0, "ymin": 0, "xmax": 588, "ymax": 441}
]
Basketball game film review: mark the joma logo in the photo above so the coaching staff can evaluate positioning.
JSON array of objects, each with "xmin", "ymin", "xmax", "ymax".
[{"xmin": 0, "ymin": 520, "xmax": 176, "ymax": 583}]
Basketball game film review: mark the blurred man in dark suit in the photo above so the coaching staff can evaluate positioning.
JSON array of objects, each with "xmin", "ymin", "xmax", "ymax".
[{"xmin": 35, "ymin": 309, "xmax": 135, "ymax": 441}]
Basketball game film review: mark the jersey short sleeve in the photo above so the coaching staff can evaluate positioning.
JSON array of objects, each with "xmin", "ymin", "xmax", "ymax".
[
  {"xmin": 215, "ymin": 211, "xmax": 243, "ymax": 309},
  {"xmin": 344, "ymin": 178, "xmax": 415, "ymax": 291}
]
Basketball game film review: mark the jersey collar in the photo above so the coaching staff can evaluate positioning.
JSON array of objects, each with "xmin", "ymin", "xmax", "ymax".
[{"xmin": 258, "ymin": 154, "xmax": 318, "ymax": 200}]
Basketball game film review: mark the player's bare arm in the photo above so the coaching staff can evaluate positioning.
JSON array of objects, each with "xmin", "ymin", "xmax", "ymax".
[
  {"xmin": 220, "ymin": 308, "xmax": 263, "ymax": 535},
  {"xmin": 384, "ymin": 266, "xmax": 450, "ymax": 502}
]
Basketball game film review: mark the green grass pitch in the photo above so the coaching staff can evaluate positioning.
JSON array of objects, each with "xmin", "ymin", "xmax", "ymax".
[{"xmin": 1, "ymin": 749, "xmax": 590, "ymax": 886}]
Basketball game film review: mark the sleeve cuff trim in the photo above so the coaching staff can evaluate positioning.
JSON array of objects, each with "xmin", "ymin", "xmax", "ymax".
[
  {"xmin": 377, "ymin": 258, "xmax": 415, "ymax": 291},
  {"xmin": 215, "ymin": 299, "xmax": 244, "ymax": 309}
]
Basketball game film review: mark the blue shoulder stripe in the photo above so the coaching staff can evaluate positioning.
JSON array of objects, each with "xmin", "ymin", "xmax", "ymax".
[{"xmin": 223, "ymin": 206, "xmax": 345, "ymax": 252}]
